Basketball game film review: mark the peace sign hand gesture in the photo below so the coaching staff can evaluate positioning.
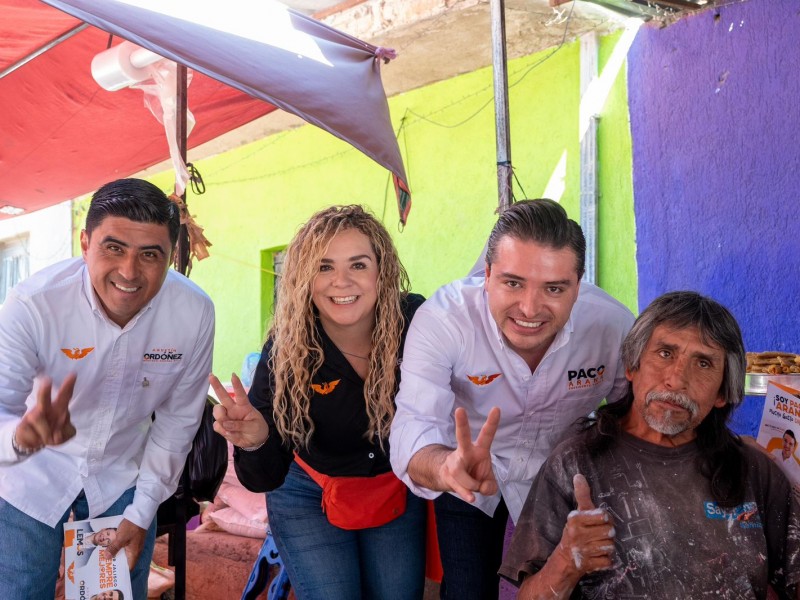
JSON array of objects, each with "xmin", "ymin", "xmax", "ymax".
[
  {"xmin": 14, "ymin": 373, "xmax": 77, "ymax": 453},
  {"xmin": 439, "ymin": 406, "xmax": 501, "ymax": 502},
  {"xmin": 209, "ymin": 373, "xmax": 269, "ymax": 449}
]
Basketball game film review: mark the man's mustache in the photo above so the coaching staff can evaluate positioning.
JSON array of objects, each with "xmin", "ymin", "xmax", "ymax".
[{"xmin": 645, "ymin": 390, "xmax": 698, "ymax": 418}]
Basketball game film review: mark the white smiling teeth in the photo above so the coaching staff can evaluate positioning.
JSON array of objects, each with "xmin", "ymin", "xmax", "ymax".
[
  {"xmin": 331, "ymin": 296, "xmax": 357, "ymax": 304},
  {"xmin": 114, "ymin": 283, "xmax": 138, "ymax": 293},
  {"xmin": 514, "ymin": 318, "xmax": 542, "ymax": 329}
]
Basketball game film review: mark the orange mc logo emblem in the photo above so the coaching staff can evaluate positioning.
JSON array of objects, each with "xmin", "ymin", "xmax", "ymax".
[
  {"xmin": 311, "ymin": 380, "xmax": 340, "ymax": 395},
  {"xmin": 467, "ymin": 373, "xmax": 502, "ymax": 386},
  {"xmin": 61, "ymin": 347, "xmax": 94, "ymax": 360},
  {"xmin": 66, "ymin": 561, "xmax": 75, "ymax": 584}
]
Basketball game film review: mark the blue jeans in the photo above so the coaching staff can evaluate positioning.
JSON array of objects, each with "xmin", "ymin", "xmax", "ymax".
[
  {"xmin": 434, "ymin": 493, "xmax": 509, "ymax": 600},
  {"xmin": 267, "ymin": 462, "xmax": 426, "ymax": 600},
  {"xmin": 0, "ymin": 487, "xmax": 157, "ymax": 600}
]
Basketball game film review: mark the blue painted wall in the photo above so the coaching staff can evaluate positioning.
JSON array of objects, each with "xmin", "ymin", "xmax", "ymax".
[{"xmin": 627, "ymin": 0, "xmax": 800, "ymax": 434}]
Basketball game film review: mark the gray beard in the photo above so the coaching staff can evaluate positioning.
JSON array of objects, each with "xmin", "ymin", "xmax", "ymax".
[{"xmin": 642, "ymin": 390, "xmax": 699, "ymax": 436}]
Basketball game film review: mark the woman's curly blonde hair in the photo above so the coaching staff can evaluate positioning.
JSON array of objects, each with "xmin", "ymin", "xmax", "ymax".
[{"xmin": 269, "ymin": 205, "xmax": 410, "ymax": 449}]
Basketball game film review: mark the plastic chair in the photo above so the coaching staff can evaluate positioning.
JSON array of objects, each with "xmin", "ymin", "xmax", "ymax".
[{"xmin": 240, "ymin": 528, "xmax": 291, "ymax": 600}]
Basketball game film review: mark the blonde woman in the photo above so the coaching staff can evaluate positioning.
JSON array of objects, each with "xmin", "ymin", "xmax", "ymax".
[{"xmin": 211, "ymin": 205, "xmax": 426, "ymax": 600}]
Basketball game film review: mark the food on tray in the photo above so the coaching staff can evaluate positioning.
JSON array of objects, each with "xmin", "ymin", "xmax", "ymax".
[{"xmin": 746, "ymin": 351, "xmax": 800, "ymax": 374}]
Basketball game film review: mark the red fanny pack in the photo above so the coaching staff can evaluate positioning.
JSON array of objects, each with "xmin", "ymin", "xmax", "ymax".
[{"xmin": 294, "ymin": 454, "xmax": 407, "ymax": 530}]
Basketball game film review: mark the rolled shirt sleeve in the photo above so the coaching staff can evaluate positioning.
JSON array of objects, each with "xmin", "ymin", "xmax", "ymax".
[
  {"xmin": 0, "ymin": 290, "xmax": 43, "ymax": 464},
  {"xmin": 390, "ymin": 302, "xmax": 465, "ymax": 499}
]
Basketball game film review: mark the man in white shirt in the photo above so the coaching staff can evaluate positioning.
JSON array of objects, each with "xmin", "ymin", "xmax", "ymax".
[
  {"xmin": 772, "ymin": 429, "xmax": 800, "ymax": 479},
  {"xmin": 0, "ymin": 179, "xmax": 215, "ymax": 599},
  {"xmin": 390, "ymin": 199, "xmax": 634, "ymax": 600}
]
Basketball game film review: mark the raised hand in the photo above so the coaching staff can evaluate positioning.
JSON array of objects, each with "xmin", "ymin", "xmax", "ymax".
[
  {"xmin": 14, "ymin": 373, "xmax": 77, "ymax": 452},
  {"xmin": 557, "ymin": 474, "xmax": 615, "ymax": 576},
  {"xmin": 439, "ymin": 406, "xmax": 501, "ymax": 502},
  {"xmin": 209, "ymin": 373, "xmax": 269, "ymax": 449}
]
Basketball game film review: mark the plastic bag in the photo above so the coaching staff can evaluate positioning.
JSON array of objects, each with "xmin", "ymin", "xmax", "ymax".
[{"xmin": 185, "ymin": 398, "xmax": 227, "ymax": 502}]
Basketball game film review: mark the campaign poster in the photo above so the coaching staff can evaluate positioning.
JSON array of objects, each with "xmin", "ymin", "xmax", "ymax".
[
  {"xmin": 63, "ymin": 514, "xmax": 132, "ymax": 600},
  {"xmin": 757, "ymin": 380, "xmax": 800, "ymax": 503}
]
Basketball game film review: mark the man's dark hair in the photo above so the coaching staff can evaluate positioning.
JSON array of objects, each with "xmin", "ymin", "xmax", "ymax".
[
  {"xmin": 85, "ymin": 178, "xmax": 180, "ymax": 246},
  {"xmin": 586, "ymin": 291, "xmax": 747, "ymax": 507},
  {"xmin": 785, "ymin": 430, "xmax": 797, "ymax": 442},
  {"xmin": 485, "ymin": 199, "xmax": 586, "ymax": 279}
]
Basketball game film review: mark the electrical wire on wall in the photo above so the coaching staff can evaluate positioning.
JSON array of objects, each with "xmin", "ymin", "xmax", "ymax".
[
  {"xmin": 205, "ymin": 0, "xmax": 603, "ymax": 233},
  {"xmin": 402, "ymin": 0, "xmax": 577, "ymax": 131}
]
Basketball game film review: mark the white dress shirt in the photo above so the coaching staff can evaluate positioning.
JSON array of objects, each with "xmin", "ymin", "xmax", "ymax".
[
  {"xmin": 771, "ymin": 448, "xmax": 800, "ymax": 484},
  {"xmin": 0, "ymin": 258, "xmax": 214, "ymax": 529},
  {"xmin": 390, "ymin": 276, "xmax": 634, "ymax": 523}
]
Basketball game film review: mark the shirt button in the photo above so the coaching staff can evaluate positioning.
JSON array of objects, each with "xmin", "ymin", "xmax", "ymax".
[{"xmin": 368, "ymin": 452, "xmax": 375, "ymax": 459}]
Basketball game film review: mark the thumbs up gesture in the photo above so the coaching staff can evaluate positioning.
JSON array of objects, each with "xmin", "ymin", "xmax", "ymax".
[{"xmin": 556, "ymin": 474, "xmax": 616, "ymax": 577}]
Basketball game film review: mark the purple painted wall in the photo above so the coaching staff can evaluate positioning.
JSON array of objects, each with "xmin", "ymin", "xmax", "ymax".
[
  {"xmin": 628, "ymin": 0, "xmax": 800, "ymax": 434},
  {"xmin": 629, "ymin": 0, "xmax": 800, "ymax": 338}
]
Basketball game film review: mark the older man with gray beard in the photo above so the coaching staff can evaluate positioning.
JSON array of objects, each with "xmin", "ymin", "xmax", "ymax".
[{"xmin": 500, "ymin": 291, "xmax": 800, "ymax": 600}]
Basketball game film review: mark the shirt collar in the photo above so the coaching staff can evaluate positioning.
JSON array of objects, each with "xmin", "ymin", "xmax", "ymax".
[
  {"xmin": 481, "ymin": 286, "xmax": 507, "ymax": 351},
  {"xmin": 81, "ymin": 263, "xmax": 100, "ymax": 313}
]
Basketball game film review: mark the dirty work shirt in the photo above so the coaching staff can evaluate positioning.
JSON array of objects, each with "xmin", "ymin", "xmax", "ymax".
[
  {"xmin": 389, "ymin": 276, "xmax": 634, "ymax": 523},
  {"xmin": 0, "ymin": 257, "xmax": 214, "ymax": 529},
  {"xmin": 501, "ymin": 430, "xmax": 800, "ymax": 599}
]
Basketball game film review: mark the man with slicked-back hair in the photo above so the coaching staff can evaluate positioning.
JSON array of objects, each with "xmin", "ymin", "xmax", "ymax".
[{"xmin": 391, "ymin": 199, "xmax": 634, "ymax": 600}]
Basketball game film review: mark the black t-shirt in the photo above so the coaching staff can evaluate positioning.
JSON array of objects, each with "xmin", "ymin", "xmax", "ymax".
[
  {"xmin": 234, "ymin": 292, "xmax": 425, "ymax": 492},
  {"xmin": 500, "ymin": 430, "xmax": 800, "ymax": 599}
]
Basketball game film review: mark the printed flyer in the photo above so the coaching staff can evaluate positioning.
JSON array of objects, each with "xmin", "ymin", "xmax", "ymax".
[
  {"xmin": 64, "ymin": 514, "xmax": 132, "ymax": 600},
  {"xmin": 757, "ymin": 379, "xmax": 800, "ymax": 502}
]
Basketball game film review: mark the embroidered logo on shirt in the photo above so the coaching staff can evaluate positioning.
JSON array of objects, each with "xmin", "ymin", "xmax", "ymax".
[
  {"xmin": 143, "ymin": 347, "xmax": 183, "ymax": 362},
  {"xmin": 311, "ymin": 380, "xmax": 340, "ymax": 395},
  {"xmin": 61, "ymin": 347, "xmax": 94, "ymax": 360},
  {"xmin": 704, "ymin": 501, "xmax": 762, "ymax": 529},
  {"xmin": 467, "ymin": 373, "xmax": 502, "ymax": 386},
  {"xmin": 567, "ymin": 364, "xmax": 605, "ymax": 390}
]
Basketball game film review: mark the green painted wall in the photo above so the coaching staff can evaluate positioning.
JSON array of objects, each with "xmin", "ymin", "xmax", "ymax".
[
  {"xmin": 597, "ymin": 32, "xmax": 638, "ymax": 312},
  {"xmin": 72, "ymin": 34, "xmax": 638, "ymax": 378}
]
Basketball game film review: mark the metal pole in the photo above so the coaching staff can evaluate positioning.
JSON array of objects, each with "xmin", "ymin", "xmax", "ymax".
[
  {"xmin": 175, "ymin": 65, "xmax": 190, "ymax": 277},
  {"xmin": 579, "ymin": 32, "xmax": 599, "ymax": 284},
  {"xmin": 173, "ymin": 63, "xmax": 189, "ymax": 600},
  {"xmin": 490, "ymin": 0, "xmax": 513, "ymax": 213},
  {"xmin": 0, "ymin": 23, "xmax": 89, "ymax": 80}
]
